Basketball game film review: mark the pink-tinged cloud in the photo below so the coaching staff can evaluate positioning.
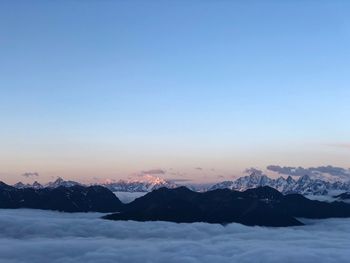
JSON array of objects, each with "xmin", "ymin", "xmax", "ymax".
[{"xmin": 141, "ymin": 169, "xmax": 166, "ymax": 175}]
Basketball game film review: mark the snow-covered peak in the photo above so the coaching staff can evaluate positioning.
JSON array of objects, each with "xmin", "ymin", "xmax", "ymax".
[
  {"xmin": 13, "ymin": 178, "xmax": 79, "ymax": 189},
  {"xmin": 102, "ymin": 175, "xmax": 177, "ymax": 192},
  {"xmin": 286, "ymin": 176, "xmax": 295, "ymax": 184},
  {"xmin": 32, "ymin": 181, "xmax": 43, "ymax": 189},
  {"xmin": 45, "ymin": 177, "xmax": 81, "ymax": 188},
  {"xmin": 248, "ymin": 172, "xmax": 264, "ymax": 182},
  {"xmin": 13, "ymin": 182, "xmax": 30, "ymax": 189},
  {"xmin": 297, "ymin": 174, "xmax": 312, "ymax": 184},
  {"xmin": 128, "ymin": 174, "xmax": 168, "ymax": 185}
]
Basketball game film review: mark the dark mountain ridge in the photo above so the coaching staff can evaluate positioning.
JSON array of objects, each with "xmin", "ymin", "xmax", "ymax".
[
  {"xmin": 104, "ymin": 186, "xmax": 350, "ymax": 227},
  {"xmin": 3, "ymin": 180, "xmax": 350, "ymax": 227},
  {"xmin": 0, "ymin": 182, "xmax": 122, "ymax": 212}
]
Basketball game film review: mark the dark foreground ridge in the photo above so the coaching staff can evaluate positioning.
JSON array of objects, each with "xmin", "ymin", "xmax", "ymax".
[
  {"xmin": 2, "ymin": 181, "xmax": 350, "ymax": 227},
  {"xmin": 0, "ymin": 182, "xmax": 123, "ymax": 212},
  {"xmin": 104, "ymin": 186, "xmax": 350, "ymax": 227}
]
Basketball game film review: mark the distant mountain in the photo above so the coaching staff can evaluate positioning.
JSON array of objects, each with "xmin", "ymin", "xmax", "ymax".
[
  {"xmin": 101, "ymin": 175, "xmax": 177, "ymax": 192},
  {"xmin": 13, "ymin": 177, "xmax": 80, "ymax": 189},
  {"xmin": 104, "ymin": 186, "xmax": 350, "ymax": 227},
  {"xmin": 46, "ymin": 177, "xmax": 81, "ymax": 188},
  {"xmin": 11, "ymin": 172, "xmax": 350, "ymax": 196},
  {"xmin": 0, "ymin": 181, "xmax": 122, "ymax": 212},
  {"xmin": 14, "ymin": 181, "xmax": 44, "ymax": 189},
  {"xmin": 209, "ymin": 172, "xmax": 350, "ymax": 195},
  {"xmin": 12, "ymin": 175, "xmax": 176, "ymax": 193},
  {"xmin": 13, "ymin": 182, "xmax": 32, "ymax": 189}
]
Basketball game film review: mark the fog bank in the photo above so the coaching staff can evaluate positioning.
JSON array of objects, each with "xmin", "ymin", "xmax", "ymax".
[{"xmin": 0, "ymin": 209, "xmax": 349, "ymax": 263}]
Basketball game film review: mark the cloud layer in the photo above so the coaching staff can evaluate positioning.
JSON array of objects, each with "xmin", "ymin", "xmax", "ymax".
[
  {"xmin": 0, "ymin": 209, "xmax": 350, "ymax": 263},
  {"xmin": 267, "ymin": 165, "xmax": 350, "ymax": 178}
]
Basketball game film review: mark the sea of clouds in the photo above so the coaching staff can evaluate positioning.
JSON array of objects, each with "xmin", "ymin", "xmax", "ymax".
[{"xmin": 0, "ymin": 209, "xmax": 350, "ymax": 263}]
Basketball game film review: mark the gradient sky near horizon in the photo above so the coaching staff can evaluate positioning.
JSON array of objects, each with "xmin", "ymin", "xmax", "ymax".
[{"xmin": 1, "ymin": 0, "xmax": 350, "ymax": 184}]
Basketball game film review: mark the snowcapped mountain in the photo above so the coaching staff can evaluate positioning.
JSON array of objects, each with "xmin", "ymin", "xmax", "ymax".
[
  {"xmin": 32, "ymin": 181, "xmax": 44, "ymax": 189},
  {"xmin": 12, "ymin": 175, "xmax": 174, "ymax": 192},
  {"xmin": 13, "ymin": 177, "xmax": 80, "ymax": 189},
  {"xmin": 13, "ymin": 182, "xmax": 31, "ymax": 189},
  {"xmin": 45, "ymin": 177, "xmax": 81, "ymax": 188},
  {"xmin": 209, "ymin": 173, "xmax": 350, "ymax": 195},
  {"xmin": 102, "ymin": 175, "xmax": 177, "ymax": 192},
  {"xmin": 11, "ymin": 173, "xmax": 350, "ymax": 196},
  {"xmin": 13, "ymin": 181, "xmax": 43, "ymax": 189}
]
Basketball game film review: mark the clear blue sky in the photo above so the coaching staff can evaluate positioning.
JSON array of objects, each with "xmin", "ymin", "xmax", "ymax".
[{"xmin": 1, "ymin": 0, "xmax": 350, "ymax": 183}]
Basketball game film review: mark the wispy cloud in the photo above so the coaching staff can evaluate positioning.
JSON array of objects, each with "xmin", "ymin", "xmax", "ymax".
[
  {"xmin": 168, "ymin": 178, "xmax": 193, "ymax": 183},
  {"xmin": 141, "ymin": 169, "xmax": 166, "ymax": 175},
  {"xmin": 21, "ymin": 172, "xmax": 39, "ymax": 178}
]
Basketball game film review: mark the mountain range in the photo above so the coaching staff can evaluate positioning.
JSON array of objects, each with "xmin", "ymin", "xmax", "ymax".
[
  {"xmin": 209, "ymin": 172, "xmax": 350, "ymax": 195},
  {"xmin": 101, "ymin": 175, "xmax": 177, "ymax": 192},
  {"xmin": 3, "ymin": 179, "xmax": 350, "ymax": 227},
  {"xmin": 13, "ymin": 177, "xmax": 82, "ymax": 189},
  {"xmin": 13, "ymin": 175, "xmax": 176, "ymax": 193},
  {"xmin": 11, "ymin": 172, "xmax": 350, "ymax": 196}
]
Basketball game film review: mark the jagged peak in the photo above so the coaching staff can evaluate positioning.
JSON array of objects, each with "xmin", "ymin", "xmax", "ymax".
[
  {"xmin": 286, "ymin": 176, "xmax": 295, "ymax": 183},
  {"xmin": 297, "ymin": 174, "xmax": 312, "ymax": 183},
  {"xmin": 53, "ymin": 177, "xmax": 64, "ymax": 183},
  {"xmin": 128, "ymin": 174, "xmax": 169, "ymax": 184},
  {"xmin": 209, "ymin": 172, "xmax": 349, "ymax": 195}
]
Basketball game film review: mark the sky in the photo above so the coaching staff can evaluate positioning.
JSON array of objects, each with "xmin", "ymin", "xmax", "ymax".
[{"xmin": 1, "ymin": 0, "xmax": 350, "ymax": 184}]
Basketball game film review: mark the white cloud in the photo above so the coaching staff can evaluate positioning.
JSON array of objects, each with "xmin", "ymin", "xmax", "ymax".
[{"xmin": 0, "ymin": 209, "xmax": 350, "ymax": 263}]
